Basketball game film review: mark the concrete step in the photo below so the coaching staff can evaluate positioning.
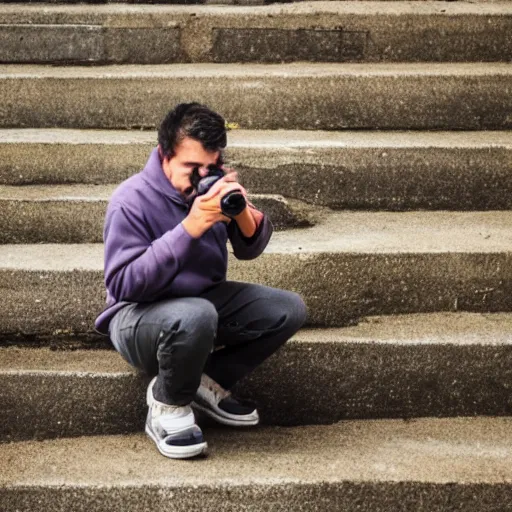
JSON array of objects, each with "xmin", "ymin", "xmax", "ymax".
[
  {"xmin": 2, "ymin": 417, "xmax": 512, "ymax": 511},
  {"xmin": 2, "ymin": 2, "xmax": 511, "ymax": 63},
  {"xmin": 1, "ymin": 63, "xmax": 511, "ymax": 130},
  {"xmin": 0, "ymin": 184, "xmax": 312, "ymax": 243},
  {"xmin": 1, "ymin": 313, "xmax": 512, "ymax": 440},
  {"xmin": 2, "ymin": 129, "xmax": 512, "ymax": 210},
  {"xmin": 1, "ymin": 0, "xmax": 504, "ymax": 4},
  {"xmin": 1, "ymin": 210, "xmax": 512, "ymax": 333}
]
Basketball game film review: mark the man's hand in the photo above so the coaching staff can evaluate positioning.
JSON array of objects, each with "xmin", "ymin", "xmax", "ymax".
[
  {"xmin": 182, "ymin": 195, "xmax": 226, "ymax": 239},
  {"xmin": 182, "ymin": 175, "xmax": 244, "ymax": 238},
  {"xmin": 182, "ymin": 166, "xmax": 260, "ymax": 239},
  {"xmin": 220, "ymin": 166, "xmax": 241, "ymax": 185},
  {"xmin": 220, "ymin": 167, "xmax": 264, "ymax": 237}
]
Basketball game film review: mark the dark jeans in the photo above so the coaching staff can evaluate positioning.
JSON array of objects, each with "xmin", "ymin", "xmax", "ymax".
[{"xmin": 109, "ymin": 281, "xmax": 307, "ymax": 406}]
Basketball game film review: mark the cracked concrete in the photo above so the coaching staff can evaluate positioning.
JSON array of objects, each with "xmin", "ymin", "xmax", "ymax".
[{"xmin": 1, "ymin": 2, "xmax": 511, "ymax": 62}]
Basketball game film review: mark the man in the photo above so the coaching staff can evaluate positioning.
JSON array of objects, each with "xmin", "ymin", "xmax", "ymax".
[{"xmin": 95, "ymin": 103, "xmax": 307, "ymax": 459}]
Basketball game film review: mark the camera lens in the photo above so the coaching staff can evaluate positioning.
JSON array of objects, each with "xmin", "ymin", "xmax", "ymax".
[{"xmin": 221, "ymin": 191, "xmax": 246, "ymax": 217}]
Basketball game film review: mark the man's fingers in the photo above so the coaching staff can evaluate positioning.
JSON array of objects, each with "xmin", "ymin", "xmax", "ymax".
[
  {"xmin": 221, "ymin": 182, "xmax": 247, "ymax": 198},
  {"xmin": 200, "ymin": 178, "xmax": 225, "ymax": 200},
  {"xmin": 223, "ymin": 171, "xmax": 238, "ymax": 182},
  {"xmin": 236, "ymin": 184, "xmax": 248, "ymax": 198},
  {"xmin": 199, "ymin": 176, "xmax": 246, "ymax": 208},
  {"xmin": 201, "ymin": 202, "xmax": 222, "ymax": 213},
  {"xmin": 228, "ymin": 183, "xmax": 247, "ymax": 199}
]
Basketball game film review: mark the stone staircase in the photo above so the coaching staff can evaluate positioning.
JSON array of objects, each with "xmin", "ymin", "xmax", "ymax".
[{"xmin": 1, "ymin": 1, "xmax": 512, "ymax": 510}]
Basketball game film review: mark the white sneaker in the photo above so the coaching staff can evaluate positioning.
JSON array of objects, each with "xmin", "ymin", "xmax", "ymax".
[
  {"xmin": 145, "ymin": 377, "xmax": 207, "ymax": 459},
  {"xmin": 192, "ymin": 374, "xmax": 259, "ymax": 427}
]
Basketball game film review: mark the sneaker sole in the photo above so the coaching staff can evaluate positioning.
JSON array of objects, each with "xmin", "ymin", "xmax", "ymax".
[
  {"xmin": 145, "ymin": 425, "xmax": 207, "ymax": 459},
  {"xmin": 191, "ymin": 401, "xmax": 259, "ymax": 427}
]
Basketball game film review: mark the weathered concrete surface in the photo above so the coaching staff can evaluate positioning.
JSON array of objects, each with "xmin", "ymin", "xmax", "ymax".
[
  {"xmin": 1, "ymin": 0, "xmax": 499, "ymax": 3},
  {"xmin": 0, "ymin": 24, "xmax": 182, "ymax": 64},
  {"xmin": 2, "ymin": 129, "xmax": 512, "ymax": 211},
  {"xmin": 1, "ymin": 2, "xmax": 511, "ymax": 62},
  {"xmin": 1, "ymin": 211, "xmax": 512, "ymax": 333},
  {"xmin": 6, "ymin": 483, "xmax": 512, "ymax": 512},
  {"xmin": 242, "ymin": 313, "xmax": 512, "ymax": 425},
  {"xmin": 1, "ymin": 0, "xmax": 266, "ymax": 4},
  {"xmin": 0, "ymin": 184, "xmax": 310, "ymax": 243},
  {"xmin": 0, "ymin": 129, "xmax": 156, "ymax": 185},
  {"xmin": 0, "ymin": 353, "xmax": 147, "ymax": 441},
  {"xmin": 213, "ymin": 28, "xmax": 368, "ymax": 62},
  {"xmin": 1, "ymin": 313, "xmax": 512, "ymax": 439},
  {"xmin": 1, "ymin": 63, "xmax": 511, "ymax": 130},
  {"xmin": 0, "ymin": 24, "xmax": 105, "ymax": 63},
  {"xmin": 2, "ymin": 418, "xmax": 512, "ymax": 511}
]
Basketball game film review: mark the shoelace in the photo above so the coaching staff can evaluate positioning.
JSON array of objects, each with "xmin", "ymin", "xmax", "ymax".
[
  {"xmin": 153, "ymin": 401, "xmax": 188, "ymax": 417},
  {"xmin": 201, "ymin": 375, "xmax": 231, "ymax": 404}
]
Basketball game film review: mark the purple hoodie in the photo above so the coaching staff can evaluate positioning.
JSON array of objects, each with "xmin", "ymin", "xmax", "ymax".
[{"xmin": 94, "ymin": 148, "xmax": 273, "ymax": 335}]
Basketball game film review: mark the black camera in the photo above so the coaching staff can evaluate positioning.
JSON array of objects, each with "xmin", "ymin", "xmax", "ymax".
[{"xmin": 190, "ymin": 164, "xmax": 246, "ymax": 217}]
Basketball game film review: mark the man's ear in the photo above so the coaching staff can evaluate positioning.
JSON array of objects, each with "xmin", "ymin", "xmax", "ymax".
[{"xmin": 158, "ymin": 144, "xmax": 171, "ymax": 163}]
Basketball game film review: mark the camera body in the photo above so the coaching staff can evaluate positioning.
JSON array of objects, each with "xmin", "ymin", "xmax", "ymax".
[{"xmin": 190, "ymin": 164, "xmax": 246, "ymax": 217}]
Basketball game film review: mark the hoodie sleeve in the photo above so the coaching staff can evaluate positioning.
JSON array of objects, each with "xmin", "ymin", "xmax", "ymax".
[
  {"xmin": 227, "ymin": 205, "xmax": 273, "ymax": 260},
  {"xmin": 104, "ymin": 205, "xmax": 197, "ymax": 302}
]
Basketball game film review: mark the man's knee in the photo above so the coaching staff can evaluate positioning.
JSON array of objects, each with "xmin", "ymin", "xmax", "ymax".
[
  {"xmin": 258, "ymin": 289, "xmax": 307, "ymax": 333},
  {"xmin": 280, "ymin": 290, "xmax": 307, "ymax": 330},
  {"xmin": 158, "ymin": 298, "xmax": 218, "ymax": 354}
]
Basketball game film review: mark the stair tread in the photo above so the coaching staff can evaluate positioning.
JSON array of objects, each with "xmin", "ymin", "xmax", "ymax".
[
  {"xmin": 2, "ymin": 62, "xmax": 511, "ymax": 77},
  {"xmin": 0, "ymin": 183, "xmax": 115, "ymax": 200},
  {"xmin": 2, "ymin": 312, "xmax": 512, "ymax": 372},
  {"xmin": 2, "ymin": 130, "xmax": 511, "ymax": 212},
  {"xmin": 2, "ymin": 64, "xmax": 509, "ymax": 130},
  {"xmin": 2, "ymin": 312, "xmax": 512, "ymax": 436},
  {"xmin": 0, "ymin": 183, "xmax": 285, "ymax": 202},
  {"xmin": 2, "ymin": 1, "xmax": 512, "ymax": 20},
  {"xmin": 3, "ymin": 417, "xmax": 512, "ymax": 486},
  {"xmin": 269, "ymin": 211, "xmax": 512, "ymax": 253},
  {"xmin": 2, "ymin": 128, "xmax": 512, "ymax": 147},
  {"xmin": 0, "ymin": 211, "xmax": 511, "ymax": 270}
]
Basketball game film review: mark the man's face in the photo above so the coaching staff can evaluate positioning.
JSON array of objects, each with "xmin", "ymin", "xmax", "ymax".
[{"xmin": 162, "ymin": 137, "xmax": 220, "ymax": 200}]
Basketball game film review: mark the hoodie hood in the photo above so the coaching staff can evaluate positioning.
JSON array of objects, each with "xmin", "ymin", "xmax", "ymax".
[{"xmin": 141, "ymin": 148, "xmax": 190, "ymax": 207}]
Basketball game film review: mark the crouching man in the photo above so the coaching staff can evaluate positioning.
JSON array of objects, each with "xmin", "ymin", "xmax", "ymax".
[{"xmin": 94, "ymin": 103, "xmax": 307, "ymax": 459}]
